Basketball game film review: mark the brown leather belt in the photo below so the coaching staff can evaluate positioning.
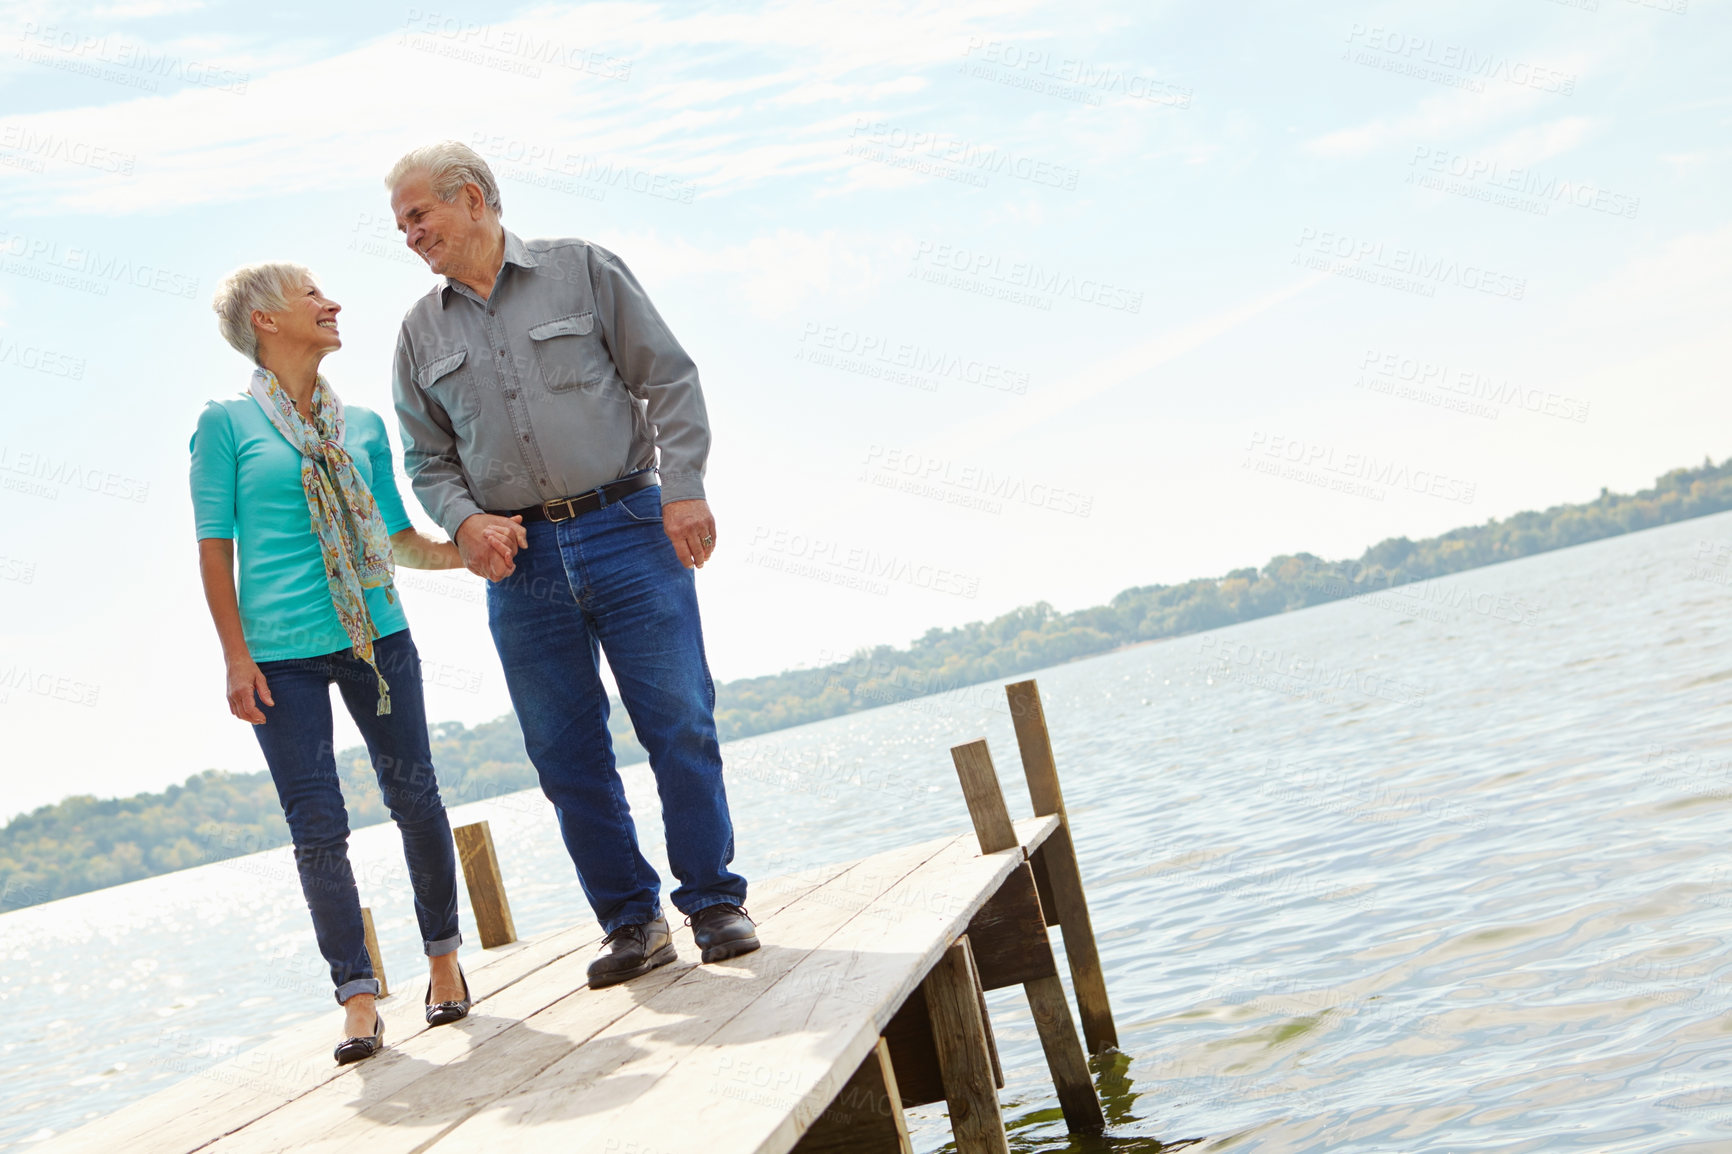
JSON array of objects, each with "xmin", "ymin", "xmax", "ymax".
[{"xmin": 496, "ymin": 471, "xmax": 657, "ymax": 524}]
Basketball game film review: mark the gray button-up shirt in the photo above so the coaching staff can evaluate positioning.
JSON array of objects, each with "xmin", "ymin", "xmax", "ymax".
[{"xmin": 391, "ymin": 229, "xmax": 710, "ymax": 538}]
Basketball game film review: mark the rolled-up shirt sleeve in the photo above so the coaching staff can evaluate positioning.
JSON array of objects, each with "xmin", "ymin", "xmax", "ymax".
[
  {"xmin": 589, "ymin": 246, "xmax": 711, "ymax": 504},
  {"xmin": 391, "ymin": 324, "xmax": 487, "ymax": 539}
]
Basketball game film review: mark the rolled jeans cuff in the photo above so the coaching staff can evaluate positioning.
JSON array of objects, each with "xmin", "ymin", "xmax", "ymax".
[
  {"xmin": 335, "ymin": 977, "xmax": 380, "ymax": 1006},
  {"xmin": 426, "ymin": 931, "xmax": 463, "ymax": 957}
]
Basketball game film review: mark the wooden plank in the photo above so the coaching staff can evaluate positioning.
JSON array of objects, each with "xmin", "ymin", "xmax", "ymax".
[
  {"xmin": 33, "ymin": 860, "xmax": 852, "ymax": 1154},
  {"xmin": 1005, "ymin": 681, "xmax": 1065, "ymax": 817},
  {"xmin": 789, "ymin": 1038, "xmax": 913, "ymax": 1154},
  {"xmin": 963, "ymin": 928, "xmax": 1004, "ymax": 1091},
  {"xmin": 664, "ymin": 836, "xmax": 1024, "ymax": 1154},
  {"xmin": 1011, "ymin": 814, "xmax": 1060, "ymax": 856},
  {"xmin": 1032, "ymin": 824, "xmax": 1117, "ymax": 1055},
  {"xmin": 966, "ymin": 856, "xmax": 1102, "ymax": 1133},
  {"xmin": 1024, "ymin": 975, "xmax": 1103, "ymax": 1133},
  {"xmin": 873, "ymin": 1042, "xmax": 913, "ymax": 1154},
  {"xmin": 196, "ymin": 859, "xmax": 860, "ymax": 1154},
  {"xmin": 32, "ymin": 922, "xmax": 608, "ymax": 1154},
  {"xmin": 420, "ymin": 832, "xmax": 1025, "ymax": 1154},
  {"xmin": 924, "ymin": 937, "xmax": 1009, "ymax": 1154},
  {"xmin": 359, "ymin": 907, "xmax": 388, "ymax": 999},
  {"xmin": 965, "ymin": 864, "xmax": 1057, "ymax": 991},
  {"xmin": 1003, "ymin": 680, "xmax": 1119, "ymax": 1055},
  {"xmin": 950, "ymin": 741, "xmax": 1017, "ymax": 854},
  {"xmin": 249, "ymin": 835, "xmax": 973, "ymax": 1154},
  {"xmin": 212, "ymin": 951, "xmax": 692, "ymax": 1154},
  {"xmin": 453, "ymin": 820, "xmax": 517, "ymax": 948},
  {"xmin": 1014, "ymin": 815, "xmax": 1063, "ymax": 928},
  {"xmin": 881, "ymin": 990, "xmax": 942, "ymax": 1109},
  {"xmin": 1028, "ymin": 844, "xmax": 1060, "ymax": 927}
]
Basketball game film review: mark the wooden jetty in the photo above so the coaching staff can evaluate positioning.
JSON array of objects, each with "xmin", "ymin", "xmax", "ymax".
[{"xmin": 38, "ymin": 680, "xmax": 1118, "ymax": 1154}]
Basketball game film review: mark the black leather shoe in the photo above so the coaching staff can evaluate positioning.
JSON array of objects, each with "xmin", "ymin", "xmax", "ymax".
[
  {"xmin": 689, "ymin": 904, "xmax": 759, "ymax": 963},
  {"xmin": 587, "ymin": 915, "xmax": 676, "ymax": 989},
  {"xmin": 333, "ymin": 1013, "xmax": 384, "ymax": 1066},
  {"xmin": 425, "ymin": 963, "xmax": 471, "ymax": 1026}
]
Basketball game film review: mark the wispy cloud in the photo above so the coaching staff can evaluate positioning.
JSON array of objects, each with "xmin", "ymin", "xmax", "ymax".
[
  {"xmin": 949, "ymin": 273, "xmax": 1326, "ymax": 455},
  {"xmin": 0, "ymin": 0, "xmax": 1065, "ymax": 215},
  {"xmin": 1303, "ymin": 38, "xmax": 1604, "ymax": 160},
  {"xmin": 1478, "ymin": 115, "xmax": 1595, "ymax": 168},
  {"xmin": 610, "ymin": 227, "xmax": 886, "ymax": 319},
  {"xmin": 87, "ymin": 0, "xmax": 208, "ymax": 18}
]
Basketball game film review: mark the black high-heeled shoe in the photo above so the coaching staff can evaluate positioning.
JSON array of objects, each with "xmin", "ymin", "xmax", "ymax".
[
  {"xmin": 425, "ymin": 964, "xmax": 471, "ymax": 1026},
  {"xmin": 333, "ymin": 1013, "xmax": 384, "ymax": 1066}
]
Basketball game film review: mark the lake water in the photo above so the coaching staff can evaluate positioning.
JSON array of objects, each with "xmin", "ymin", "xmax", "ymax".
[{"xmin": 7, "ymin": 511, "xmax": 1732, "ymax": 1152}]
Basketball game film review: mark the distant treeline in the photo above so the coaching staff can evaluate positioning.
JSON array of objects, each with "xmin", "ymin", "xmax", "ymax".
[{"xmin": 6, "ymin": 456, "xmax": 1731, "ymax": 910}]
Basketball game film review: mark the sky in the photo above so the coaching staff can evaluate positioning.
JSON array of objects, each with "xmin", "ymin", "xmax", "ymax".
[{"xmin": 0, "ymin": 0, "xmax": 1727, "ymax": 819}]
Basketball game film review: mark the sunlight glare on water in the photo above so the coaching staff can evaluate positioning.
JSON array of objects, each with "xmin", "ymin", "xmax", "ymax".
[{"xmin": 6, "ymin": 513, "xmax": 1732, "ymax": 1152}]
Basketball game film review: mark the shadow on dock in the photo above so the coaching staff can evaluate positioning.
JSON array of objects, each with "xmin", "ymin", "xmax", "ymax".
[{"xmin": 37, "ymin": 678, "xmax": 1159, "ymax": 1154}]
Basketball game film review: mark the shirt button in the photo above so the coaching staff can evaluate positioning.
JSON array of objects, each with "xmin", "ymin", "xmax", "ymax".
[
  {"xmin": 521, "ymin": 434, "xmax": 530, "ymax": 443},
  {"xmin": 496, "ymin": 349, "xmax": 505, "ymax": 357},
  {"xmin": 505, "ymin": 390, "xmax": 517, "ymax": 399}
]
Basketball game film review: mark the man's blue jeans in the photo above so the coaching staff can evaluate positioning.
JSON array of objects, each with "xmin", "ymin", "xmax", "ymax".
[
  {"xmin": 486, "ymin": 482, "xmax": 747, "ymax": 933},
  {"xmin": 253, "ymin": 628, "xmax": 462, "ymax": 1004}
]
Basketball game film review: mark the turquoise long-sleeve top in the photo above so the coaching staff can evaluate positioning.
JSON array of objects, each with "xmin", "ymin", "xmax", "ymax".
[{"xmin": 189, "ymin": 396, "xmax": 412, "ymax": 662}]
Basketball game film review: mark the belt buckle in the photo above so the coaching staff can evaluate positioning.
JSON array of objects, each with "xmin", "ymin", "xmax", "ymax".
[{"xmin": 543, "ymin": 497, "xmax": 578, "ymax": 523}]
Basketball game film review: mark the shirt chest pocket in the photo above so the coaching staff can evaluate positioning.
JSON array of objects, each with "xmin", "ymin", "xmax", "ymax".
[
  {"xmin": 416, "ymin": 348, "xmax": 480, "ymax": 431},
  {"xmin": 527, "ymin": 312, "xmax": 611, "ymax": 395}
]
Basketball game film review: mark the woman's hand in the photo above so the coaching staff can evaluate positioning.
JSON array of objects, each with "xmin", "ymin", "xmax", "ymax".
[
  {"xmin": 391, "ymin": 526, "xmax": 468, "ymax": 571},
  {"xmin": 226, "ymin": 658, "xmax": 274, "ymax": 724},
  {"xmin": 481, "ymin": 523, "xmax": 521, "ymax": 564},
  {"xmin": 198, "ymin": 539, "xmax": 270, "ymax": 722}
]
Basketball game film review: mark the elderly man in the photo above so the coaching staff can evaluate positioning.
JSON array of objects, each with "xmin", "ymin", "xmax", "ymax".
[{"xmin": 385, "ymin": 141, "xmax": 754, "ymax": 987}]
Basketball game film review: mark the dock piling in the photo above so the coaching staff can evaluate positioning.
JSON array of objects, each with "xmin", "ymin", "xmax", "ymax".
[
  {"xmin": 924, "ymin": 937, "xmax": 1010, "ymax": 1154},
  {"xmin": 452, "ymin": 820, "xmax": 517, "ymax": 948},
  {"xmin": 41, "ymin": 682, "xmax": 1122, "ymax": 1154},
  {"xmin": 951, "ymin": 740, "xmax": 1018, "ymax": 853},
  {"xmin": 1006, "ymin": 679, "xmax": 1120, "ymax": 1054},
  {"xmin": 951, "ymin": 737, "xmax": 1107, "ymax": 1134},
  {"xmin": 359, "ymin": 906, "xmax": 388, "ymax": 999}
]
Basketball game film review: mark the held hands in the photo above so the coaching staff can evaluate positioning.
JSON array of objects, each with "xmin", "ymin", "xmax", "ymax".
[
  {"xmin": 663, "ymin": 498, "xmax": 717, "ymax": 569},
  {"xmin": 456, "ymin": 513, "xmax": 528, "ymax": 581},
  {"xmin": 227, "ymin": 658, "xmax": 274, "ymax": 724},
  {"xmin": 453, "ymin": 502, "xmax": 713, "ymax": 576}
]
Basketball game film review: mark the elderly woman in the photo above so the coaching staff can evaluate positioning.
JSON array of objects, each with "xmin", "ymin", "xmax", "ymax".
[{"xmin": 190, "ymin": 263, "xmax": 506, "ymax": 1063}]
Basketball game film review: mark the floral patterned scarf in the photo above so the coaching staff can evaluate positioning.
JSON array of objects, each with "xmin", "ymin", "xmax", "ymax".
[{"xmin": 249, "ymin": 367, "xmax": 397, "ymax": 715}]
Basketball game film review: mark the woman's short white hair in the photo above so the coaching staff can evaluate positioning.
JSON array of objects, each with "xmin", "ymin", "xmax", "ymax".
[
  {"xmin": 385, "ymin": 141, "xmax": 503, "ymax": 216},
  {"xmin": 211, "ymin": 262, "xmax": 314, "ymax": 363}
]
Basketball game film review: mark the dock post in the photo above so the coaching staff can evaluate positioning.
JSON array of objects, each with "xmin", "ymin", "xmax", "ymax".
[
  {"xmin": 952, "ymin": 741, "xmax": 1105, "ymax": 1133},
  {"xmin": 453, "ymin": 820, "xmax": 517, "ymax": 948},
  {"xmin": 925, "ymin": 937, "xmax": 1010, "ymax": 1154},
  {"xmin": 1005, "ymin": 680, "xmax": 1119, "ymax": 1054},
  {"xmin": 359, "ymin": 906, "xmax": 388, "ymax": 998}
]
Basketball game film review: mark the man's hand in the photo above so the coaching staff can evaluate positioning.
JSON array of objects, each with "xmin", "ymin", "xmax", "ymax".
[
  {"xmin": 456, "ymin": 513, "xmax": 528, "ymax": 581},
  {"xmin": 226, "ymin": 658, "xmax": 273, "ymax": 725},
  {"xmin": 663, "ymin": 498, "xmax": 717, "ymax": 569}
]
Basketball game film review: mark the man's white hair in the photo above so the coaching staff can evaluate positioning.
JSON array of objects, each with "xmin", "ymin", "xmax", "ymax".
[
  {"xmin": 385, "ymin": 141, "xmax": 503, "ymax": 216},
  {"xmin": 211, "ymin": 261, "xmax": 314, "ymax": 363}
]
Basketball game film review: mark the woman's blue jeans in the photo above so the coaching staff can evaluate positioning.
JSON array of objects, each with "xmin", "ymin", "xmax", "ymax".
[
  {"xmin": 253, "ymin": 628, "xmax": 461, "ymax": 1004},
  {"xmin": 486, "ymin": 482, "xmax": 747, "ymax": 934}
]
